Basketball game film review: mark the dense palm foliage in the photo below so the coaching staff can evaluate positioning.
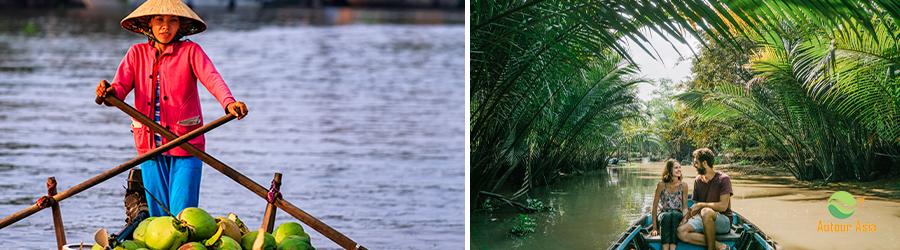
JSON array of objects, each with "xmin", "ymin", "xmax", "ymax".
[
  {"xmin": 472, "ymin": 0, "xmax": 900, "ymax": 199},
  {"xmin": 471, "ymin": 51, "xmax": 644, "ymax": 198},
  {"xmin": 677, "ymin": 15, "xmax": 900, "ymax": 182},
  {"xmin": 471, "ymin": 1, "xmax": 656, "ymax": 198}
]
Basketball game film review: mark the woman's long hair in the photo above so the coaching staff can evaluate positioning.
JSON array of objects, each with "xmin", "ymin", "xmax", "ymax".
[{"xmin": 661, "ymin": 159, "xmax": 681, "ymax": 183}]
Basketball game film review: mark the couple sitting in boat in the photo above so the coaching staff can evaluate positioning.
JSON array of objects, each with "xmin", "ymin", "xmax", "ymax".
[{"xmin": 650, "ymin": 148, "xmax": 732, "ymax": 250}]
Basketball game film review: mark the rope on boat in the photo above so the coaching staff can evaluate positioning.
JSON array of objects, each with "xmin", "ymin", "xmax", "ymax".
[
  {"xmin": 267, "ymin": 179, "xmax": 282, "ymax": 203},
  {"xmin": 35, "ymin": 196, "xmax": 54, "ymax": 209},
  {"xmin": 35, "ymin": 178, "xmax": 59, "ymax": 209}
]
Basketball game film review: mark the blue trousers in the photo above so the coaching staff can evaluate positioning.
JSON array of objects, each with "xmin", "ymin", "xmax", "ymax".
[{"xmin": 141, "ymin": 155, "xmax": 202, "ymax": 217}]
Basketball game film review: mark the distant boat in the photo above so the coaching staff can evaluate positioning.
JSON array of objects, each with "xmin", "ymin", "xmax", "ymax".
[
  {"xmin": 345, "ymin": 0, "xmax": 459, "ymax": 8},
  {"xmin": 0, "ymin": 0, "xmax": 86, "ymax": 8}
]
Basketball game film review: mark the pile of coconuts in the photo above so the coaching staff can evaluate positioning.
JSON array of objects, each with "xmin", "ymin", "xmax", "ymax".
[{"xmin": 92, "ymin": 207, "xmax": 315, "ymax": 250}]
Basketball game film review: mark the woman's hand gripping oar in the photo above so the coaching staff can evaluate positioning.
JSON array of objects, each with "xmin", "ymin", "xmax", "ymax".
[{"xmin": 95, "ymin": 80, "xmax": 115, "ymax": 105}]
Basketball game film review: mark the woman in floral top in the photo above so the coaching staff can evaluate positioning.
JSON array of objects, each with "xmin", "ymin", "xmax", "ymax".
[{"xmin": 650, "ymin": 159, "xmax": 689, "ymax": 250}]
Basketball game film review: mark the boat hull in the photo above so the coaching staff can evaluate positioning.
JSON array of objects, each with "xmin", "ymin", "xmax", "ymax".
[{"xmin": 608, "ymin": 211, "xmax": 782, "ymax": 250}]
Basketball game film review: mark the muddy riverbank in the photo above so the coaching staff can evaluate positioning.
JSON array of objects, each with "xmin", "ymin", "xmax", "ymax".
[{"xmin": 718, "ymin": 163, "xmax": 900, "ymax": 200}]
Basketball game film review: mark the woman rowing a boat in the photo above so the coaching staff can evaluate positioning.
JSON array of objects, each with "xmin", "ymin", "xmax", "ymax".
[
  {"xmin": 95, "ymin": 0, "xmax": 248, "ymax": 217},
  {"xmin": 650, "ymin": 159, "xmax": 689, "ymax": 250}
]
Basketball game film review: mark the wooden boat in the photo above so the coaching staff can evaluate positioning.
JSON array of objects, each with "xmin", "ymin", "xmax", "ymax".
[
  {"xmin": 0, "ymin": 91, "xmax": 367, "ymax": 250},
  {"xmin": 608, "ymin": 200, "xmax": 782, "ymax": 250}
]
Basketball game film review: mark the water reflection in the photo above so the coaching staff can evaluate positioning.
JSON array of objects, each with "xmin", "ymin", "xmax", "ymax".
[{"xmin": 470, "ymin": 164, "xmax": 659, "ymax": 250}]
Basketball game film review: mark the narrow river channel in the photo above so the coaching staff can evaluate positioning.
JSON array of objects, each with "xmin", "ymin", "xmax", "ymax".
[
  {"xmin": 471, "ymin": 162, "xmax": 900, "ymax": 250},
  {"xmin": 470, "ymin": 163, "xmax": 658, "ymax": 249}
]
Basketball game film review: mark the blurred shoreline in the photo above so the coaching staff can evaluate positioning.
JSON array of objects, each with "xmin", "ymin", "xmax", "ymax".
[
  {"xmin": 0, "ymin": 5, "xmax": 463, "ymax": 35},
  {"xmin": 1, "ymin": 0, "xmax": 463, "ymax": 11}
]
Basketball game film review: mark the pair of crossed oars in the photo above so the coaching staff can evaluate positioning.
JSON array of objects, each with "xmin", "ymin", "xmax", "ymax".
[{"xmin": 88, "ymin": 80, "xmax": 365, "ymax": 250}]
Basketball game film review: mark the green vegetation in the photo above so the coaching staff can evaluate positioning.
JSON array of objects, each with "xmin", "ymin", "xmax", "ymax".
[
  {"xmin": 475, "ymin": 198, "xmax": 498, "ymax": 213},
  {"xmin": 525, "ymin": 198, "xmax": 553, "ymax": 212},
  {"xmin": 471, "ymin": 4, "xmax": 646, "ymax": 198},
  {"xmin": 23, "ymin": 22, "xmax": 38, "ymax": 36},
  {"xmin": 641, "ymin": 78, "xmax": 681, "ymax": 160},
  {"xmin": 676, "ymin": 12, "xmax": 900, "ymax": 183},
  {"xmin": 508, "ymin": 214, "xmax": 537, "ymax": 237},
  {"xmin": 471, "ymin": 0, "xmax": 900, "ymax": 201},
  {"xmin": 471, "ymin": 0, "xmax": 703, "ymax": 200}
]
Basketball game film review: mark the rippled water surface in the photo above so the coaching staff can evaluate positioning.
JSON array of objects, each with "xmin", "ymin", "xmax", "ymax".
[
  {"xmin": 0, "ymin": 7, "xmax": 464, "ymax": 249},
  {"xmin": 470, "ymin": 164, "xmax": 658, "ymax": 250}
]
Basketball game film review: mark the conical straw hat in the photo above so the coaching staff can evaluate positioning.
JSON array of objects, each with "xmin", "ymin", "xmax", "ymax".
[{"xmin": 120, "ymin": 0, "xmax": 206, "ymax": 36}]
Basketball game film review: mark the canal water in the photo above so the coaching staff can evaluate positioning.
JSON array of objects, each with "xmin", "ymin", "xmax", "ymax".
[
  {"xmin": 0, "ymin": 6, "xmax": 464, "ymax": 249},
  {"xmin": 470, "ymin": 164, "xmax": 659, "ymax": 249}
]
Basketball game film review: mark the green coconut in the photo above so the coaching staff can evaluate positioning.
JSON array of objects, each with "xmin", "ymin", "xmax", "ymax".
[
  {"xmin": 215, "ymin": 217, "xmax": 244, "ymax": 244},
  {"xmin": 176, "ymin": 242, "xmax": 206, "ymax": 250},
  {"xmin": 133, "ymin": 217, "xmax": 158, "ymax": 245},
  {"xmin": 276, "ymin": 235, "xmax": 315, "ymax": 250},
  {"xmin": 176, "ymin": 207, "xmax": 218, "ymax": 242},
  {"xmin": 272, "ymin": 222, "xmax": 305, "ymax": 245},
  {"xmin": 144, "ymin": 216, "xmax": 190, "ymax": 250},
  {"xmin": 211, "ymin": 235, "xmax": 242, "ymax": 250},
  {"xmin": 115, "ymin": 240, "xmax": 146, "ymax": 250},
  {"xmin": 290, "ymin": 232, "xmax": 309, "ymax": 246},
  {"xmin": 240, "ymin": 230, "xmax": 276, "ymax": 250}
]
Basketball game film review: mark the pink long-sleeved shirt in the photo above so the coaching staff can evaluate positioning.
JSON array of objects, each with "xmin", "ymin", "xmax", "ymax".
[{"xmin": 110, "ymin": 40, "xmax": 235, "ymax": 156}]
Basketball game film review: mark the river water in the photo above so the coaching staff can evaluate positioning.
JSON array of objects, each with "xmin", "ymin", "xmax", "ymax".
[
  {"xmin": 470, "ymin": 164, "xmax": 658, "ymax": 250},
  {"xmin": 0, "ymin": 6, "xmax": 464, "ymax": 249},
  {"xmin": 471, "ymin": 162, "xmax": 900, "ymax": 250}
]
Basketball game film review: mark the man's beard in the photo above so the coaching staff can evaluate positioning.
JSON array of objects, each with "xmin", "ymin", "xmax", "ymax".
[{"xmin": 696, "ymin": 166, "xmax": 706, "ymax": 175}]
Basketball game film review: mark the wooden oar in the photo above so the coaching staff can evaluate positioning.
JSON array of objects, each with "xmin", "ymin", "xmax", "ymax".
[
  {"xmin": 0, "ymin": 111, "xmax": 233, "ymax": 229},
  {"xmin": 95, "ymin": 81, "xmax": 366, "ymax": 250}
]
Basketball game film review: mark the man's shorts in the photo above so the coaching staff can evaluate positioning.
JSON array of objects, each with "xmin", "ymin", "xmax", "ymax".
[{"xmin": 686, "ymin": 211, "xmax": 731, "ymax": 234}]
